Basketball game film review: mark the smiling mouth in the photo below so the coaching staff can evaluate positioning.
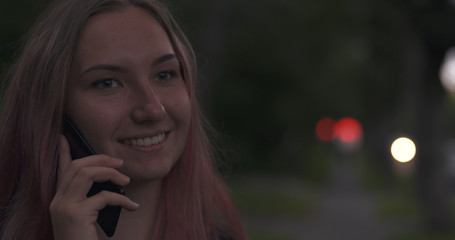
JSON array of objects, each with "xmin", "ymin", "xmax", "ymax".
[{"xmin": 122, "ymin": 133, "xmax": 166, "ymax": 147}]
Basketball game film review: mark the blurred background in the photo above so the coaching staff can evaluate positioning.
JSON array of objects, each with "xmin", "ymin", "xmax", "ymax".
[{"xmin": 2, "ymin": 0, "xmax": 455, "ymax": 239}]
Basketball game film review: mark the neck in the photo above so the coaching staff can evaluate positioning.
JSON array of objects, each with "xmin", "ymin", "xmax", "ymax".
[{"xmin": 98, "ymin": 179, "xmax": 162, "ymax": 240}]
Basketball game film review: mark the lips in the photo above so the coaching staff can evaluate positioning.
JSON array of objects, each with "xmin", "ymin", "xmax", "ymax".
[{"xmin": 122, "ymin": 133, "xmax": 166, "ymax": 147}]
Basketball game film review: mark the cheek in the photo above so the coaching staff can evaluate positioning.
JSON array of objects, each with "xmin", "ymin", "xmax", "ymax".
[
  {"xmin": 169, "ymin": 89, "xmax": 191, "ymax": 129},
  {"xmin": 65, "ymin": 93, "xmax": 125, "ymax": 146},
  {"xmin": 67, "ymin": 90, "xmax": 126, "ymax": 120}
]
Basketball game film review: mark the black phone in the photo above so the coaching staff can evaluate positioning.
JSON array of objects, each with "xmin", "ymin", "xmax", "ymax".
[{"xmin": 62, "ymin": 114, "xmax": 125, "ymax": 237}]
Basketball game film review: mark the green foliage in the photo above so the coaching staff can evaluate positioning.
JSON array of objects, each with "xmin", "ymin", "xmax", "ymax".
[
  {"xmin": 301, "ymin": 143, "xmax": 333, "ymax": 185},
  {"xmin": 228, "ymin": 176, "xmax": 316, "ymax": 217},
  {"xmin": 375, "ymin": 173, "xmax": 420, "ymax": 219},
  {"xmin": 169, "ymin": 0, "xmax": 419, "ymax": 180},
  {"xmin": 378, "ymin": 192, "xmax": 420, "ymax": 219},
  {"xmin": 233, "ymin": 187, "xmax": 315, "ymax": 217},
  {"xmin": 248, "ymin": 232, "xmax": 294, "ymax": 240},
  {"xmin": 392, "ymin": 233, "xmax": 455, "ymax": 240},
  {"xmin": 0, "ymin": 0, "xmax": 51, "ymax": 76},
  {"xmin": 357, "ymin": 150, "xmax": 392, "ymax": 190},
  {"xmin": 228, "ymin": 175, "xmax": 316, "ymax": 240}
]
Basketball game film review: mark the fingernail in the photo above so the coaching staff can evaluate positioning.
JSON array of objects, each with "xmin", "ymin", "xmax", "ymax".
[
  {"xmin": 124, "ymin": 175, "xmax": 131, "ymax": 183},
  {"xmin": 112, "ymin": 158, "xmax": 123, "ymax": 163},
  {"xmin": 131, "ymin": 201, "xmax": 140, "ymax": 209}
]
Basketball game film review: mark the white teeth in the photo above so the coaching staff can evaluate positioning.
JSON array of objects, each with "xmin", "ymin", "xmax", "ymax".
[
  {"xmin": 143, "ymin": 137, "xmax": 152, "ymax": 146},
  {"xmin": 123, "ymin": 133, "xmax": 165, "ymax": 147}
]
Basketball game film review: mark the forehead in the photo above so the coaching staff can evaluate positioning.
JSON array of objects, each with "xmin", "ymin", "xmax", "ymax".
[{"xmin": 73, "ymin": 6, "xmax": 174, "ymax": 67}]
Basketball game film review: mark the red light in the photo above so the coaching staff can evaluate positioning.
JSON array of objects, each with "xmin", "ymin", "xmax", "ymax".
[
  {"xmin": 316, "ymin": 117, "xmax": 363, "ymax": 143},
  {"xmin": 315, "ymin": 117, "xmax": 336, "ymax": 142},
  {"xmin": 333, "ymin": 117, "xmax": 363, "ymax": 143}
]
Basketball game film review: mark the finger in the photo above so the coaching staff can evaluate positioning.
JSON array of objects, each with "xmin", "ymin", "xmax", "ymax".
[
  {"xmin": 85, "ymin": 191, "xmax": 139, "ymax": 212},
  {"xmin": 73, "ymin": 154, "xmax": 124, "ymax": 169},
  {"xmin": 64, "ymin": 167, "xmax": 130, "ymax": 201},
  {"xmin": 56, "ymin": 153, "xmax": 124, "ymax": 196}
]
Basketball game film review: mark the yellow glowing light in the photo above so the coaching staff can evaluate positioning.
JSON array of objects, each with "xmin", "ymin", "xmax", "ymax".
[{"xmin": 391, "ymin": 137, "xmax": 416, "ymax": 163}]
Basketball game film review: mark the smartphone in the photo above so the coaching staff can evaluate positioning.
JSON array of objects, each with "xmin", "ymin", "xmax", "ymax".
[{"xmin": 62, "ymin": 114, "xmax": 125, "ymax": 237}]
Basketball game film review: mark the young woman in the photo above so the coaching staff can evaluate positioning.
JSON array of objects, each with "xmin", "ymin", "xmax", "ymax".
[{"xmin": 0, "ymin": 0, "xmax": 247, "ymax": 239}]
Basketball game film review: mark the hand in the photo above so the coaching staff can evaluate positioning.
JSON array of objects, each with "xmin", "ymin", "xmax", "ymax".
[{"xmin": 50, "ymin": 135, "xmax": 139, "ymax": 240}]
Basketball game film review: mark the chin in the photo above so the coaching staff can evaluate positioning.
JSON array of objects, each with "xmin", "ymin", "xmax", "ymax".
[{"xmin": 122, "ymin": 161, "xmax": 176, "ymax": 182}]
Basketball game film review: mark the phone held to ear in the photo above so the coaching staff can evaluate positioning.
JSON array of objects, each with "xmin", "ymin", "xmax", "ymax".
[{"xmin": 62, "ymin": 114, "xmax": 125, "ymax": 237}]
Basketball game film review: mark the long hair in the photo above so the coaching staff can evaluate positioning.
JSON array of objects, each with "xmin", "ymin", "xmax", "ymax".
[{"xmin": 0, "ymin": 0, "xmax": 247, "ymax": 239}]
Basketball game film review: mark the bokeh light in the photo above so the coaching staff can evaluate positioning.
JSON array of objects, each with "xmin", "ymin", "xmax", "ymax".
[
  {"xmin": 391, "ymin": 137, "xmax": 416, "ymax": 163},
  {"xmin": 316, "ymin": 117, "xmax": 363, "ymax": 143},
  {"xmin": 333, "ymin": 117, "xmax": 363, "ymax": 143},
  {"xmin": 440, "ymin": 47, "xmax": 455, "ymax": 93},
  {"xmin": 315, "ymin": 117, "xmax": 336, "ymax": 142}
]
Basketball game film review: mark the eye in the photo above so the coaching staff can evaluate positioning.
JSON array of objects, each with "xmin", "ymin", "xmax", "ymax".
[
  {"xmin": 93, "ymin": 78, "xmax": 119, "ymax": 89},
  {"xmin": 155, "ymin": 71, "xmax": 176, "ymax": 82}
]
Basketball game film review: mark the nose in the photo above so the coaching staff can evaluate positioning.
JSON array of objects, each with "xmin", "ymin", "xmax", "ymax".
[{"xmin": 131, "ymin": 87, "xmax": 166, "ymax": 123}]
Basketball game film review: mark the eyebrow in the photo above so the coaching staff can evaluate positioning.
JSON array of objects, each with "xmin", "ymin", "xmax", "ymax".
[
  {"xmin": 154, "ymin": 53, "xmax": 177, "ymax": 66},
  {"xmin": 80, "ymin": 53, "xmax": 178, "ymax": 76}
]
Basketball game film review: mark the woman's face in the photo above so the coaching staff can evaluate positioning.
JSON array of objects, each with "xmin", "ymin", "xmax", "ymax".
[{"xmin": 66, "ymin": 6, "xmax": 191, "ymax": 181}]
